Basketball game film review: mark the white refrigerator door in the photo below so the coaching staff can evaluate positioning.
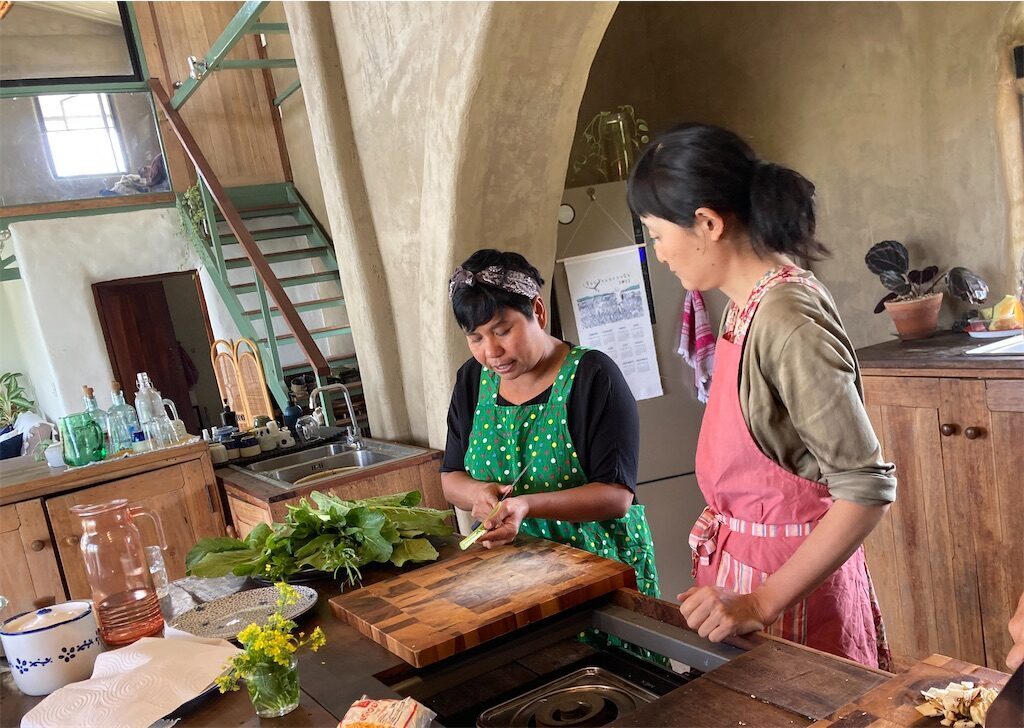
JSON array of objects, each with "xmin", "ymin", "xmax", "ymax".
[{"xmin": 554, "ymin": 181, "xmax": 728, "ymax": 483}]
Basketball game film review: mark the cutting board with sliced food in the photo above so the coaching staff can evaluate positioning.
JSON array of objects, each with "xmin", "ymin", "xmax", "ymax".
[
  {"xmin": 329, "ymin": 535, "xmax": 636, "ymax": 667},
  {"xmin": 811, "ymin": 653, "xmax": 1010, "ymax": 728}
]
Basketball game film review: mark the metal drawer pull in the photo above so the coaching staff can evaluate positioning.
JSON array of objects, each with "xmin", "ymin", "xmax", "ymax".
[
  {"xmin": 30, "ymin": 540, "xmax": 46, "ymax": 551},
  {"xmin": 64, "ymin": 535, "xmax": 80, "ymax": 546},
  {"xmin": 940, "ymin": 423, "xmax": 957, "ymax": 436},
  {"xmin": 964, "ymin": 426, "xmax": 983, "ymax": 440}
]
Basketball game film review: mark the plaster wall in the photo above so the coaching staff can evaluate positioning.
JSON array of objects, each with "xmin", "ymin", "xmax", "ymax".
[
  {"xmin": 0, "ymin": 278, "xmax": 48, "ymax": 412},
  {"xmin": 8, "ymin": 208, "xmax": 242, "ymax": 421},
  {"xmin": 286, "ymin": 1, "xmax": 615, "ymax": 448},
  {"xmin": 0, "ymin": 5, "xmax": 133, "ymax": 81},
  {"xmin": 578, "ymin": 1, "xmax": 1018, "ymax": 347}
]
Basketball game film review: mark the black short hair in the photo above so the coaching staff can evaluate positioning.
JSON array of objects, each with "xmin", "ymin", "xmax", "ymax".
[
  {"xmin": 628, "ymin": 123, "xmax": 830, "ymax": 261},
  {"xmin": 451, "ymin": 249, "xmax": 544, "ymax": 332}
]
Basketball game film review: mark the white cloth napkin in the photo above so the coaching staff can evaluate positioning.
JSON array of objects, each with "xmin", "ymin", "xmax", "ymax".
[{"xmin": 21, "ymin": 629, "xmax": 240, "ymax": 728}]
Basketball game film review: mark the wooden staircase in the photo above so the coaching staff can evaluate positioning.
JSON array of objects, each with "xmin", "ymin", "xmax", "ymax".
[{"xmin": 152, "ymin": 79, "xmax": 366, "ymax": 430}]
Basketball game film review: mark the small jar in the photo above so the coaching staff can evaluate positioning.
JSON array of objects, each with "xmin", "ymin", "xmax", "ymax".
[
  {"xmin": 225, "ymin": 437, "xmax": 241, "ymax": 460},
  {"xmin": 238, "ymin": 434, "xmax": 262, "ymax": 459},
  {"xmin": 209, "ymin": 441, "xmax": 228, "ymax": 465}
]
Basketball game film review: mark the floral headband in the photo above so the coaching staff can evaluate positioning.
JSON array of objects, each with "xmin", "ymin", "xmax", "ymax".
[{"xmin": 448, "ymin": 265, "xmax": 540, "ymax": 301}]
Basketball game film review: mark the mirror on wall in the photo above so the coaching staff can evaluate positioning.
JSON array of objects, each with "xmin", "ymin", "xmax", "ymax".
[
  {"xmin": 0, "ymin": 92, "xmax": 168, "ymax": 206},
  {"xmin": 0, "ymin": 1, "xmax": 141, "ymax": 84}
]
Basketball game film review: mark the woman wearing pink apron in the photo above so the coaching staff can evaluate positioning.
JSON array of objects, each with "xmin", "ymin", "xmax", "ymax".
[{"xmin": 627, "ymin": 124, "xmax": 894, "ymax": 669}]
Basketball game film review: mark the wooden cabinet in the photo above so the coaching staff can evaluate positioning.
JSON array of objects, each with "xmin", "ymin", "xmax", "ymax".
[
  {"xmin": 226, "ymin": 493, "xmax": 273, "ymax": 540},
  {"xmin": 47, "ymin": 459, "xmax": 225, "ymax": 599},
  {"xmin": 858, "ymin": 334, "xmax": 1024, "ymax": 670},
  {"xmin": 0, "ymin": 443, "xmax": 225, "ymax": 609},
  {"xmin": 0, "ymin": 500, "xmax": 67, "ymax": 622}
]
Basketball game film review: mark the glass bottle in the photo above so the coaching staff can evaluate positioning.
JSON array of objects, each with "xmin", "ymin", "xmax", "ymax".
[
  {"xmin": 134, "ymin": 372, "xmax": 174, "ymax": 449},
  {"xmin": 82, "ymin": 385, "xmax": 109, "ymax": 457},
  {"xmin": 107, "ymin": 381, "xmax": 141, "ymax": 454},
  {"xmin": 70, "ymin": 499, "xmax": 169, "ymax": 647}
]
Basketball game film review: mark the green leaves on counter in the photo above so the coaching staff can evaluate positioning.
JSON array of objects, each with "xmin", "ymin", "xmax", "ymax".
[{"xmin": 186, "ymin": 490, "xmax": 453, "ymax": 584}]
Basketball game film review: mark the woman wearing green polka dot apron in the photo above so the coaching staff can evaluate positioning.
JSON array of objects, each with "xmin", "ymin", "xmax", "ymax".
[{"xmin": 440, "ymin": 250, "xmax": 660, "ymax": 609}]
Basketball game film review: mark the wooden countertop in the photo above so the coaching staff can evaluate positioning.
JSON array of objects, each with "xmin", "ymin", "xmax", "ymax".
[
  {"xmin": 0, "ymin": 441, "xmax": 210, "ymax": 506},
  {"xmin": 0, "ymin": 538, "xmax": 894, "ymax": 727},
  {"xmin": 856, "ymin": 331, "xmax": 1024, "ymax": 378}
]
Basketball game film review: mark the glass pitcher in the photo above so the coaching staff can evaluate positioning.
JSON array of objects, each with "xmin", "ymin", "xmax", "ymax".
[
  {"xmin": 60, "ymin": 412, "xmax": 106, "ymax": 466},
  {"xmin": 69, "ymin": 499, "xmax": 168, "ymax": 647}
]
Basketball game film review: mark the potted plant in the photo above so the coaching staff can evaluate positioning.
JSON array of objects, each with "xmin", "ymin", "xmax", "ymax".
[
  {"xmin": 865, "ymin": 240, "xmax": 989, "ymax": 339},
  {"xmin": 214, "ymin": 582, "xmax": 325, "ymax": 718},
  {"xmin": 0, "ymin": 373, "xmax": 35, "ymax": 459}
]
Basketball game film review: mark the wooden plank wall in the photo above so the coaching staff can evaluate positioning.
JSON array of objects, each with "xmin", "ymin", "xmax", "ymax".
[{"xmin": 134, "ymin": 1, "xmax": 288, "ymax": 190}]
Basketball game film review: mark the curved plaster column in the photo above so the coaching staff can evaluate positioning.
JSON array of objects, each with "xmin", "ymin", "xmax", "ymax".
[
  {"xmin": 285, "ymin": 1, "xmax": 412, "ymax": 441},
  {"xmin": 417, "ymin": 2, "xmax": 616, "ymax": 449}
]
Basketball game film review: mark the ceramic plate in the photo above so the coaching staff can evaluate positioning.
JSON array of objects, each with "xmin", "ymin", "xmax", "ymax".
[
  {"xmin": 168, "ymin": 586, "xmax": 317, "ymax": 641},
  {"xmin": 967, "ymin": 328, "xmax": 1022, "ymax": 339}
]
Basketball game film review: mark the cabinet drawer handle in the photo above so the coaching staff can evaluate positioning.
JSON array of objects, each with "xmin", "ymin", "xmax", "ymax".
[
  {"xmin": 30, "ymin": 539, "xmax": 46, "ymax": 551},
  {"xmin": 64, "ymin": 535, "xmax": 81, "ymax": 546},
  {"xmin": 964, "ymin": 426, "xmax": 984, "ymax": 440},
  {"xmin": 940, "ymin": 423, "xmax": 957, "ymax": 437}
]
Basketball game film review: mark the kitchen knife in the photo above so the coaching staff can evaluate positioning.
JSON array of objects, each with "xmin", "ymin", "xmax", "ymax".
[
  {"xmin": 986, "ymin": 662, "xmax": 1023, "ymax": 728},
  {"xmin": 459, "ymin": 462, "xmax": 531, "ymax": 550}
]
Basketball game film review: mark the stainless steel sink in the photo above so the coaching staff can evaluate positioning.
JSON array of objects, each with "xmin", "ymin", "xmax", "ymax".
[
  {"xmin": 248, "ymin": 443, "xmax": 355, "ymax": 473},
  {"xmin": 260, "ymin": 449, "xmax": 394, "ymax": 484},
  {"xmin": 239, "ymin": 437, "xmax": 429, "ymax": 487}
]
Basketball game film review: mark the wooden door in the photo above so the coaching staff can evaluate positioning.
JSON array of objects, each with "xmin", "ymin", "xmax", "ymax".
[
  {"xmin": 944, "ymin": 378, "xmax": 1024, "ymax": 669},
  {"xmin": 862, "ymin": 376, "xmax": 986, "ymax": 668},
  {"xmin": 46, "ymin": 460, "xmax": 225, "ymax": 599},
  {"xmin": 0, "ymin": 500, "xmax": 68, "ymax": 621},
  {"xmin": 94, "ymin": 278, "xmax": 200, "ymax": 434}
]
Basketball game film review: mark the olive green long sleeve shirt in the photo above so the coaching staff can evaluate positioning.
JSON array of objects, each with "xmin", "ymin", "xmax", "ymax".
[{"xmin": 732, "ymin": 272, "xmax": 897, "ymax": 505}]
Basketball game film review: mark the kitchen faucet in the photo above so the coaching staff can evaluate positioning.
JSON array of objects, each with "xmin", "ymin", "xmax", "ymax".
[{"xmin": 307, "ymin": 383, "xmax": 364, "ymax": 448}]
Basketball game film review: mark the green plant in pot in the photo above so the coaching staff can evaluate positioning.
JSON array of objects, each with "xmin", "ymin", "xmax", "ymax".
[
  {"xmin": 0, "ymin": 372, "xmax": 34, "ymax": 429},
  {"xmin": 866, "ymin": 240, "xmax": 989, "ymax": 340}
]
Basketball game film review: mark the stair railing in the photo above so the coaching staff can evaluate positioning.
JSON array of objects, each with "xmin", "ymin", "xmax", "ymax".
[{"xmin": 151, "ymin": 78, "xmax": 334, "ymax": 422}]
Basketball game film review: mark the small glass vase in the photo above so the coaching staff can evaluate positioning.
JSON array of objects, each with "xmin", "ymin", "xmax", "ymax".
[{"xmin": 245, "ymin": 656, "xmax": 300, "ymax": 718}]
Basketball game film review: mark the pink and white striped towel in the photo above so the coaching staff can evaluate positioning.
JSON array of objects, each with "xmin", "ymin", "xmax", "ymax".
[{"xmin": 678, "ymin": 290, "xmax": 716, "ymax": 403}]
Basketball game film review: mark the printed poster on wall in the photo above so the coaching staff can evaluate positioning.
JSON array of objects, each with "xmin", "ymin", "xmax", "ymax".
[{"xmin": 563, "ymin": 247, "xmax": 663, "ymax": 400}]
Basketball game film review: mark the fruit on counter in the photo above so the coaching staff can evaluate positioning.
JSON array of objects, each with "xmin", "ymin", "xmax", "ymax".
[
  {"xmin": 186, "ymin": 490, "xmax": 453, "ymax": 584},
  {"xmin": 915, "ymin": 680, "xmax": 998, "ymax": 728}
]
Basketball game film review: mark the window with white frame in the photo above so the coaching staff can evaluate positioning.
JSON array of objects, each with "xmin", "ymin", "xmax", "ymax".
[{"xmin": 36, "ymin": 93, "xmax": 127, "ymax": 178}]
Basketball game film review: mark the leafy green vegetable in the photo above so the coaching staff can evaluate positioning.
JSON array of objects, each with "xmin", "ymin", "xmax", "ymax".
[{"xmin": 186, "ymin": 490, "xmax": 453, "ymax": 584}]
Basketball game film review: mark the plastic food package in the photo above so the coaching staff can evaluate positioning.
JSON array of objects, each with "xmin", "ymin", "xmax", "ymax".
[{"xmin": 338, "ymin": 696, "xmax": 436, "ymax": 728}]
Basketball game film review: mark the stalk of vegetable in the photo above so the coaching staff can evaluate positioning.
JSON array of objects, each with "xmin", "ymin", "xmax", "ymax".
[{"xmin": 186, "ymin": 490, "xmax": 453, "ymax": 584}]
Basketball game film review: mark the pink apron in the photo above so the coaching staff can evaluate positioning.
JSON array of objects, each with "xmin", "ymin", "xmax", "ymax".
[{"xmin": 688, "ymin": 269, "xmax": 891, "ymax": 669}]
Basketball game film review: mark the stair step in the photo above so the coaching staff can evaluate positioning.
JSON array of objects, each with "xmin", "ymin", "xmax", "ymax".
[
  {"xmin": 217, "ymin": 224, "xmax": 314, "ymax": 246},
  {"xmin": 215, "ymin": 204, "xmax": 299, "ymax": 221},
  {"xmin": 259, "ymin": 325, "xmax": 352, "ymax": 344},
  {"xmin": 243, "ymin": 296, "xmax": 346, "ymax": 319},
  {"xmin": 224, "ymin": 245, "xmax": 331, "ymax": 270},
  {"xmin": 282, "ymin": 353, "xmax": 358, "ymax": 375},
  {"xmin": 231, "ymin": 271, "xmax": 338, "ymax": 294}
]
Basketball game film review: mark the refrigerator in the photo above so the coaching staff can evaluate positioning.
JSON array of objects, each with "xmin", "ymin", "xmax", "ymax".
[{"xmin": 552, "ymin": 180, "xmax": 729, "ymax": 598}]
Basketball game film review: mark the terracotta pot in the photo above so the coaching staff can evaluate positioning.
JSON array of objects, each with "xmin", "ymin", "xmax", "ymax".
[{"xmin": 884, "ymin": 292, "xmax": 942, "ymax": 340}]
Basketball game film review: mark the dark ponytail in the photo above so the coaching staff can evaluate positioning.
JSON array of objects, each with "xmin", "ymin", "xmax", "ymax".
[{"xmin": 627, "ymin": 123, "xmax": 830, "ymax": 261}]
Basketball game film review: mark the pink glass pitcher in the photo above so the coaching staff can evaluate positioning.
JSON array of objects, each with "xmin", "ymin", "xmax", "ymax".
[{"xmin": 69, "ymin": 499, "xmax": 168, "ymax": 647}]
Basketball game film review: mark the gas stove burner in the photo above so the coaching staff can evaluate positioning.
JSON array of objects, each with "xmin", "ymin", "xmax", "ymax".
[{"xmin": 477, "ymin": 667, "xmax": 657, "ymax": 728}]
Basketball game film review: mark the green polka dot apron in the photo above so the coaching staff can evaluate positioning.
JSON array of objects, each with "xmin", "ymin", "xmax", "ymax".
[{"xmin": 464, "ymin": 346, "xmax": 660, "ymax": 599}]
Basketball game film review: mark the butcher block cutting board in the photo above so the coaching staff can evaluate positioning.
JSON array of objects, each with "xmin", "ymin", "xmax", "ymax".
[
  {"xmin": 329, "ymin": 536, "xmax": 636, "ymax": 667},
  {"xmin": 811, "ymin": 653, "xmax": 1010, "ymax": 727}
]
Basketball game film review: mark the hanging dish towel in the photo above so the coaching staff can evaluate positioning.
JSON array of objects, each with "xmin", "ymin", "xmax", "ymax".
[{"xmin": 678, "ymin": 290, "xmax": 716, "ymax": 403}]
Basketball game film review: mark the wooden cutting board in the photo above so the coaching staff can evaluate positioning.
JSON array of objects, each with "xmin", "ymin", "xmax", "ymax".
[
  {"xmin": 329, "ymin": 536, "xmax": 636, "ymax": 667},
  {"xmin": 811, "ymin": 653, "xmax": 1010, "ymax": 727}
]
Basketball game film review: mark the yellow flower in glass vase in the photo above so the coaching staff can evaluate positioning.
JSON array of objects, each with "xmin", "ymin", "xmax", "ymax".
[{"xmin": 215, "ymin": 582, "xmax": 326, "ymax": 718}]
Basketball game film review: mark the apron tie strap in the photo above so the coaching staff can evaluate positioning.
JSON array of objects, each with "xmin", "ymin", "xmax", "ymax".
[{"xmin": 689, "ymin": 506, "xmax": 819, "ymax": 577}]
